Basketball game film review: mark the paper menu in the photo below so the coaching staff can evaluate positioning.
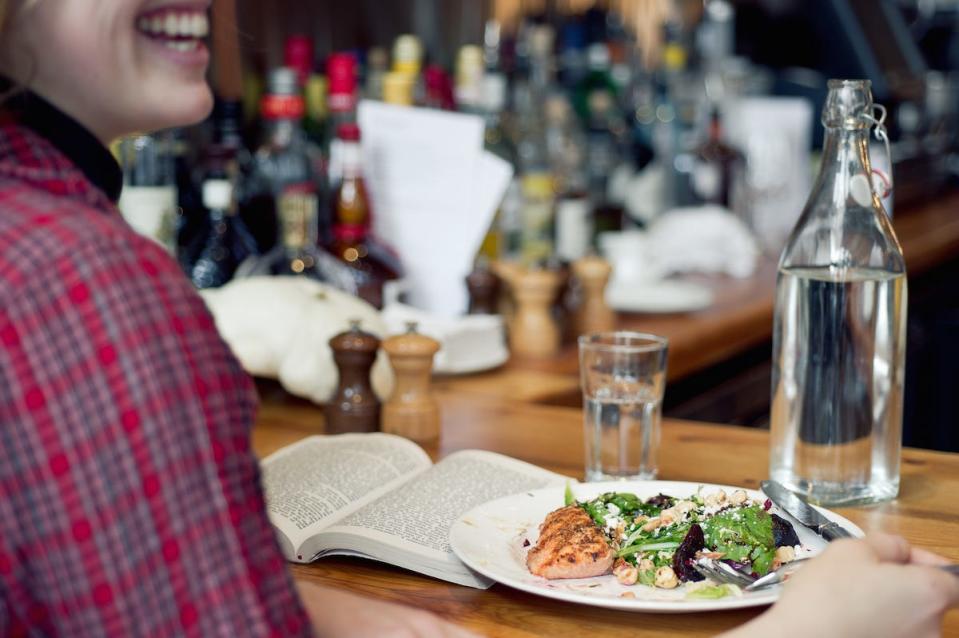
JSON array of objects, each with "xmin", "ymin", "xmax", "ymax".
[{"xmin": 358, "ymin": 100, "xmax": 513, "ymax": 317}]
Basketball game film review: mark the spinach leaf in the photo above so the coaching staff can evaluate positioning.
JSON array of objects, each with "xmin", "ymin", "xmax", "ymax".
[{"xmin": 701, "ymin": 505, "xmax": 776, "ymax": 575}]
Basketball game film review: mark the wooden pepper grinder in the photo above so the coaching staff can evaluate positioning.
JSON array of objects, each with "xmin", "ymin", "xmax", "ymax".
[
  {"xmin": 572, "ymin": 255, "xmax": 616, "ymax": 336},
  {"xmin": 381, "ymin": 323, "xmax": 441, "ymax": 442},
  {"xmin": 465, "ymin": 260, "xmax": 500, "ymax": 315},
  {"xmin": 509, "ymin": 266, "xmax": 562, "ymax": 358},
  {"xmin": 326, "ymin": 319, "xmax": 381, "ymax": 434}
]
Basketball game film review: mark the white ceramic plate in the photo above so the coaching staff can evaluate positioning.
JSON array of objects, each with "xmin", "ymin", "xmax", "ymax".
[
  {"xmin": 434, "ymin": 346, "xmax": 509, "ymax": 376},
  {"xmin": 449, "ymin": 481, "xmax": 863, "ymax": 613},
  {"xmin": 605, "ymin": 280, "xmax": 714, "ymax": 314}
]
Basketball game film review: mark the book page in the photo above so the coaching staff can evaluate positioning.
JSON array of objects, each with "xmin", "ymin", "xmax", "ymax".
[
  {"xmin": 261, "ymin": 433, "xmax": 431, "ymax": 558},
  {"xmin": 322, "ymin": 450, "xmax": 569, "ymax": 559}
]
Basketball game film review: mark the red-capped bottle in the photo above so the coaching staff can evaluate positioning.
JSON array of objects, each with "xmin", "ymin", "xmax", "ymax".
[
  {"xmin": 283, "ymin": 35, "xmax": 314, "ymax": 88},
  {"xmin": 328, "ymin": 123, "xmax": 402, "ymax": 308},
  {"xmin": 327, "ymin": 52, "xmax": 358, "ymax": 128}
]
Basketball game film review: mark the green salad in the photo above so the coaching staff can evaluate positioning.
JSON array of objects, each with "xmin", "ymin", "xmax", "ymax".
[{"xmin": 565, "ymin": 486, "xmax": 802, "ymax": 597}]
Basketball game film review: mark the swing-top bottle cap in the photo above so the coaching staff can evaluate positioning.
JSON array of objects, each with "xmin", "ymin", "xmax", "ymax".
[{"xmin": 823, "ymin": 79, "xmax": 873, "ymax": 130}]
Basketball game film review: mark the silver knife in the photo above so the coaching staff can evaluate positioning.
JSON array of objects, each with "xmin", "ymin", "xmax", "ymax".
[{"xmin": 761, "ymin": 480, "xmax": 854, "ymax": 542}]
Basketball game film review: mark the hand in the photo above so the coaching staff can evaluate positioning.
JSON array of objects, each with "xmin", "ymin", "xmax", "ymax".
[
  {"xmin": 295, "ymin": 580, "xmax": 478, "ymax": 638},
  {"xmin": 723, "ymin": 534, "xmax": 959, "ymax": 638}
]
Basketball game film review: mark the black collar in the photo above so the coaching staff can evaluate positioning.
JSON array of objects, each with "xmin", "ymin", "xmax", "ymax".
[{"xmin": 2, "ymin": 80, "xmax": 123, "ymax": 203}]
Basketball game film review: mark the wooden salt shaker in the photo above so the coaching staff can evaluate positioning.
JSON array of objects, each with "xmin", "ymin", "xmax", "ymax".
[
  {"xmin": 509, "ymin": 266, "xmax": 562, "ymax": 358},
  {"xmin": 572, "ymin": 255, "xmax": 616, "ymax": 336},
  {"xmin": 326, "ymin": 319, "xmax": 381, "ymax": 434},
  {"xmin": 381, "ymin": 323, "xmax": 441, "ymax": 442}
]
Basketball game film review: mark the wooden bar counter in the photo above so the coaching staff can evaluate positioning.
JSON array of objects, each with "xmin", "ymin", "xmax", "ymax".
[
  {"xmin": 252, "ymin": 391, "xmax": 959, "ymax": 637},
  {"xmin": 439, "ymin": 191, "xmax": 959, "ymax": 407}
]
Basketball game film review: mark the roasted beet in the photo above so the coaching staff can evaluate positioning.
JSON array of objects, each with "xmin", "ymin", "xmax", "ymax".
[
  {"xmin": 645, "ymin": 494, "xmax": 675, "ymax": 509},
  {"xmin": 771, "ymin": 514, "xmax": 801, "ymax": 547},
  {"xmin": 672, "ymin": 524, "xmax": 705, "ymax": 582}
]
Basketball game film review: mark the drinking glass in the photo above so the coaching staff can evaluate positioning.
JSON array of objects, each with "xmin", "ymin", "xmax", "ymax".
[{"xmin": 579, "ymin": 332, "xmax": 668, "ymax": 482}]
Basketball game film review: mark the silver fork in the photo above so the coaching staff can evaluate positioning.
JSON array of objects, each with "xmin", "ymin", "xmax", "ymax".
[
  {"xmin": 695, "ymin": 559, "xmax": 959, "ymax": 592},
  {"xmin": 692, "ymin": 556, "xmax": 810, "ymax": 591}
]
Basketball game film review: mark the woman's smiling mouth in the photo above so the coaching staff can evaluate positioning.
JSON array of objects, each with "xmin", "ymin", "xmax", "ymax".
[{"xmin": 136, "ymin": 5, "xmax": 209, "ymax": 53}]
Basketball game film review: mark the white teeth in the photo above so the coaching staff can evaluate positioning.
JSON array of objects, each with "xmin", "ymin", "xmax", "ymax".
[
  {"xmin": 192, "ymin": 14, "xmax": 208, "ymax": 37},
  {"xmin": 138, "ymin": 11, "xmax": 208, "ymax": 39},
  {"xmin": 164, "ymin": 40, "xmax": 198, "ymax": 52}
]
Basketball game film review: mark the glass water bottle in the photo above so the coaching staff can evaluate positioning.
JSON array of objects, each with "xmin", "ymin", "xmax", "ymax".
[{"xmin": 769, "ymin": 80, "xmax": 907, "ymax": 506}]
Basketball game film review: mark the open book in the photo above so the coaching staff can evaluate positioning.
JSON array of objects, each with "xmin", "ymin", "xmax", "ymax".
[{"xmin": 260, "ymin": 433, "xmax": 569, "ymax": 588}]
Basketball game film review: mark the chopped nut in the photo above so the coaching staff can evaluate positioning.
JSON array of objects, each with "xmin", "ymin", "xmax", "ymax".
[
  {"xmin": 619, "ymin": 591, "xmax": 636, "ymax": 599},
  {"xmin": 638, "ymin": 558, "xmax": 655, "ymax": 572},
  {"xmin": 729, "ymin": 490, "xmax": 748, "ymax": 506},
  {"xmin": 674, "ymin": 500, "xmax": 697, "ymax": 514},
  {"xmin": 632, "ymin": 514, "xmax": 649, "ymax": 526},
  {"xmin": 654, "ymin": 566, "xmax": 679, "ymax": 589},
  {"xmin": 659, "ymin": 511, "xmax": 676, "ymax": 525},
  {"xmin": 641, "ymin": 517, "xmax": 662, "ymax": 532},
  {"xmin": 613, "ymin": 560, "xmax": 639, "ymax": 585},
  {"xmin": 704, "ymin": 490, "xmax": 727, "ymax": 508},
  {"xmin": 772, "ymin": 545, "xmax": 796, "ymax": 570}
]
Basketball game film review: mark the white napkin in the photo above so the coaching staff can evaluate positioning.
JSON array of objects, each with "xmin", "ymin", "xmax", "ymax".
[{"xmin": 647, "ymin": 206, "xmax": 760, "ymax": 279}]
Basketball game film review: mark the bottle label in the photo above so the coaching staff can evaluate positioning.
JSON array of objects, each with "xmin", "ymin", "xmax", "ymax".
[
  {"xmin": 118, "ymin": 185, "xmax": 178, "ymax": 253},
  {"xmin": 261, "ymin": 94, "xmax": 305, "ymax": 120},
  {"xmin": 692, "ymin": 160, "xmax": 721, "ymax": 201},
  {"xmin": 278, "ymin": 183, "xmax": 318, "ymax": 249}
]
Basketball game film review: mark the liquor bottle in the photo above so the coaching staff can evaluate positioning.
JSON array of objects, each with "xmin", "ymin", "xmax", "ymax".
[
  {"xmin": 475, "ymin": 72, "xmax": 519, "ymax": 263},
  {"xmin": 382, "ymin": 71, "xmax": 414, "ymax": 107},
  {"xmin": 239, "ymin": 67, "xmax": 345, "ymax": 283},
  {"xmin": 327, "ymin": 53, "xmax": 358, "ymax": 129},
  {"xmin": 573, "ymin": 43, "xmax": 618, "ymax": 123},
  {"xmin": 392, "ymin": 34, "xmax": 423, "ymax": 77},
  {"xmin": 283, "ymin": 35, "xmax": 313, "ymax": 88},
  {"xmin": 584, "ymin": 87, "xmax": 627, "ymax": 235},
  {"xmin": 117, "ymin": 130, "xmax": 179, "ymax": 253},
  {"xmin": 182, "ymin": 177, "xmax": 258, "ymax": 289},
  {"xmin": 364, "ymin": 47, "xmax": 388, "ymax": 101},
  {"xmin": 557, "ymin": 21, "xmax": 587, "ymax": 92},
  {"xmin": 326, "ymin": 53, "xmax": 359, "ymax": 187},
  {"xmin": 543, "ymin": 95, "xmax": 591, "ymax": 264},
  {"xmin": 423, "ymin": 65, "xmax": 454, "ymax": 110},
  {"xmin": 518, "ymin": 172, "xmax": 555, "ymax": 266},
  {"xmin": 327, "ymin": 123, "xmax": 402, "ymax": 308},
  {"xmin": 690, "ymin": 106, "xmax": 744, "ymax": 209},
  {"xmin": 480, "ymin": 73, "xmax": 515, "ymax": 164},
  {"xmin": 303, "ymin": 73, "xmax": 329, "ymax": 149},
  {"xmin": 769, "ymin": 80, "xmax": 906, "ymax": 505},
  {"xmin": 454, "ymin": 45, "xmax": 484, "ymax": 114},
  {"xmin": 392, "ymin": 34, "xmax": 424, "ymax": 104}
]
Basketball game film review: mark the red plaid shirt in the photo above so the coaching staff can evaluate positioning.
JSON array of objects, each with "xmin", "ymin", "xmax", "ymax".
[{"xmin": 0, "ymin": 113, "xmax": 313, "ymax": 635}]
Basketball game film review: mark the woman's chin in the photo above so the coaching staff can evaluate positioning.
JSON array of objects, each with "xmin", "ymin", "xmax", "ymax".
[{"xmin": 138, "ymin": 82, "xmax": 213, "ymax": 132}]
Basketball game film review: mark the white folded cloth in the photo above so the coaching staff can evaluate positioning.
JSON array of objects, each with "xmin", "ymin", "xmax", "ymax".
[
  {"xmin": 602, "ymin": 205, "xmax": 760, "ymax": 282},
  {"xmin": 199, "ymin": 277, "xmax": 394, "ymax": 404},
  {"xmin": 648, "ymin": 206, "xmax": 760, "ymax": 279}
]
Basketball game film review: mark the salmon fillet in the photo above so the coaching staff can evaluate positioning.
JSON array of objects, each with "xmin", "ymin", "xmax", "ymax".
[{"xmin": 526, "ymin": 505, "xmax": 614, "ymax": 579}]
